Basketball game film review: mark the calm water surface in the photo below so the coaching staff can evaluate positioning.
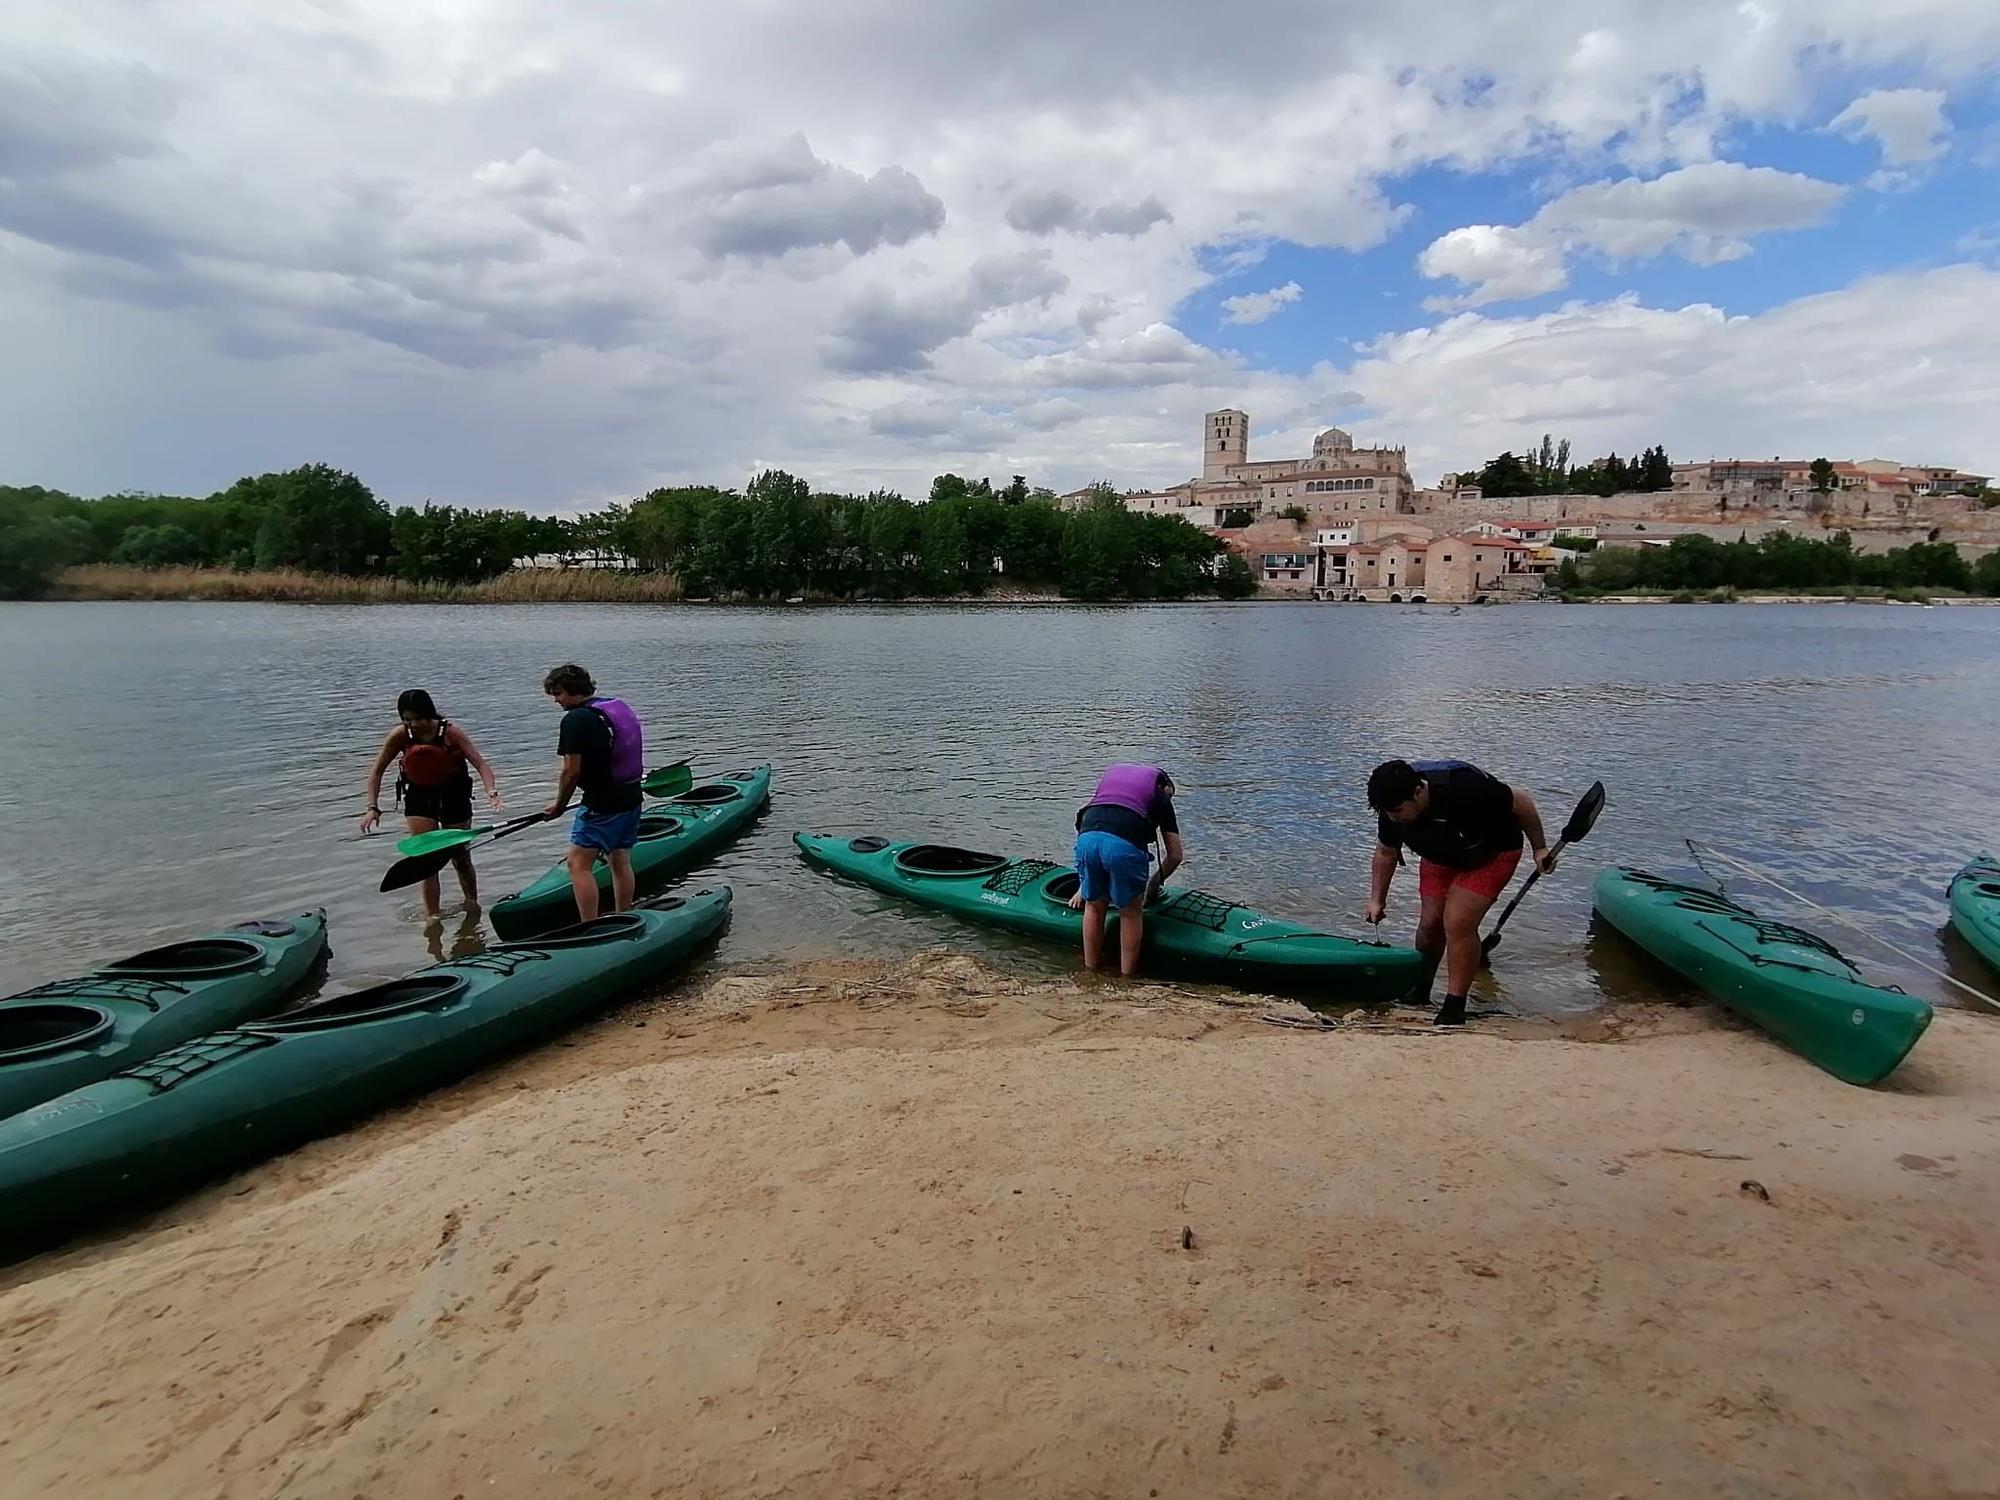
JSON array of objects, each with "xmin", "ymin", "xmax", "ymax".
[{"xmin": 2, "ymin": 601, "xmax": 1996, "ymax": 1014}]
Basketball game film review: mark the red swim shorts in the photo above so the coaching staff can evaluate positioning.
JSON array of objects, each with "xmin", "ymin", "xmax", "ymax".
[{"xmin": 1418, "ymin": 847, "xmax": 1523, "ymax": 903}]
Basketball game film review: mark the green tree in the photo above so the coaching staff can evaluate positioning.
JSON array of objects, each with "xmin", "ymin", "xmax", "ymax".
[
  {"xmin": 0, "ymin": 489, "xmax": 92, "ymax": 597},
  {"xmin": 1215, "ymin": 552, "xmax": 1257, "ymax": 599},
  {"xmin": 1638, "ymin": 445, "xmax": 1674, "ymax": 491},
  {"xmin": 240, "ymin": 464, "xmax": 390, "ymax": 574},
  {"xmin": 1474, "ymin": 451, "xmax": 1537, "ymax": 497},
  {"xmin": 1220, "ymin": 507, "xmax": 1254, "ymax": 528},
  {"xmin": 1808, "ymin": 458, "xmax": 1838, "ymax": 505},
  {"xmin": 1000, "ymin": 500, "xmax": 1065, "ymax": 583},
  {"xmin": 1279, "ymin": 504, "xmax": 1309, "ymax": 523},
  {"xmin": 1973, "ymin": 551, "xmax": 2000, "ymax": 596},
  {"xmin": 111, "ymin": 524, "xmax": 204, "ymax": 568},
  {"xmin": 1000, "ymin": 475, "xmax": 1029, "ymax": 506}
]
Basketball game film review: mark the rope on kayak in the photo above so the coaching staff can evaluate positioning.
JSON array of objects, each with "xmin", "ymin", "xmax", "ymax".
[{"xmin": 1687, "ymin": 841, "xmax": 2000, "ymax": 1013}]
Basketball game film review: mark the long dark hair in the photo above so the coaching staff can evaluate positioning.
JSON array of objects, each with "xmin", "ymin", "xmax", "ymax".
[{"xmin": 396, "ymin": 689, "xmax": 441, "ymax": 721}]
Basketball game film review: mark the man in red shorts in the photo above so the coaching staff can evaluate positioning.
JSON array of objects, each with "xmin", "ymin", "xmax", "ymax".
[{"xmin": 1363, "ymin": 759, "xmax": 1555, "ymax": 1026}]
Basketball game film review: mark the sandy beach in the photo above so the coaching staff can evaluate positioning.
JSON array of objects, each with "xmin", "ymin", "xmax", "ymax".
[{"xmin": 1, "ymin": 953, "xmax": 1995, "ymax": 1499}]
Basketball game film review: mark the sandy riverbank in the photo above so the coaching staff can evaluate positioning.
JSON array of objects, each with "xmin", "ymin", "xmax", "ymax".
[{"xmin": 2, "ymin": 954, "xmax": 1994, "ymax": 1499}]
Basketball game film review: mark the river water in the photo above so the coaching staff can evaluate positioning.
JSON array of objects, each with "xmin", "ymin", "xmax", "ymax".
[{"xmin": 2, "ymin": 600, "xmax": 1996, "ymax": 1014}]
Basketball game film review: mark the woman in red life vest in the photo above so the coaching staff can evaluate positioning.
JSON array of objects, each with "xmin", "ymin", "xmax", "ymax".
[{"xmin": 359, "ymin": 689, "xmax": 504, "ymax": 919}]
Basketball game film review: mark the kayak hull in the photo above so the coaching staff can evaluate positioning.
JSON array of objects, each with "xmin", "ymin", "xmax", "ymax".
[
  {"xmin": 1592, "ymin": 867, "xmax": 1930, "ymax": 1085},
  {"xmin": 794, "ymin": 833, "xmax": 1423, "ymax": 1002},
  {"xmin": 0, "ymin": 890, "xmax": 728, "ymax": 1258},
  {"xmin": 491, "ymin": 767, "xmax": 770, "ymax": 940},
  {"xmin": 0, "ymin": 911, "xmax": 329, "ymax": 1121},
  {"xmin": 1946, "ymin": 854, "xmax": 2000, "ymax": 975}
]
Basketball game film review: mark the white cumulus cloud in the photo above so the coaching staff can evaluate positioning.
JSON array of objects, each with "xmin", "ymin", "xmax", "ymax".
[
  {"xmin": 1220, "ymin": 281, "xmax": 1304, "ymax": 325},
  {"xmin": 2, "ymin": 0, "xmax": 2000, "ymax": 505},
  {"xmin": 1419, "ymin": 162, "xmax": 1845, "ymax": 308},
  {"xmin": 1829, "ymin": 88, "xmax": 1951, "ymax": 187}
]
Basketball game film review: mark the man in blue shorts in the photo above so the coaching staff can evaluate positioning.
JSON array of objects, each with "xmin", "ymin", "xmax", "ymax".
[
  {"xmin": 1067, "ymin": 763, "xmax": 1183, "ymax": 976},
  {"xmin": 540, "ymin": 663, "xmax": 647, "ymax": 923}
]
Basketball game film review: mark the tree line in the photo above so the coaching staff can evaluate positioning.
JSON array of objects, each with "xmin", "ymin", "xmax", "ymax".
[
  {"xmin": 1556, "ymin": 530, "xmax": 2000, "ymax": 597},
  {"xmin": 1, "ymin": 465, "xmax": 1255, "ymax": 602},
  {"xmin": 622, "ymin": 473, "xmax": 1250, "ymax": 600},
  {"xmin": 1467, "ymin": 435, "xmax": 1675, "ymax": 498}
]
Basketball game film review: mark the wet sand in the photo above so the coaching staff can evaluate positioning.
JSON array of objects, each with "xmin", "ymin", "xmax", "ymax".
[{"xmin": 1, "ymin": 954, "xmax": 1995, "ymax": 1499}]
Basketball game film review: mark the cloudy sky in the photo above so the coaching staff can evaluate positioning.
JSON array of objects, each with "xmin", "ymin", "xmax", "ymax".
[{"xmin": 4, "ymin": 0, "xmax": 1999, "ymax": 508}]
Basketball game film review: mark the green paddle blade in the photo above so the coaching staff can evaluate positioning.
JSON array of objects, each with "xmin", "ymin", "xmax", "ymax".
[
  {"xmin": 395, "ymin": 823, "xmax": 494, "ymax": 857},
  {"xmin": 641, "ymin": 763, "xmax": 694, "ymax": 798}
]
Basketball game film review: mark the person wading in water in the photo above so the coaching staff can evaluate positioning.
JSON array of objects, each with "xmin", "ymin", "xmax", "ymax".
[
  {"xmin": 359, "ymin": 689, "xmax": 504, "ymax": 920},
  {"xmin": 539, "ymin": 664, "xmax": 646, "ymax": 923},
  {"xmin": 1363, "ymin": 758, "xmax": 1555, "ymax": 1026},
  {"xmin": 1067, "ymin": 763, "xmax": 1183, "ymax": 977}
]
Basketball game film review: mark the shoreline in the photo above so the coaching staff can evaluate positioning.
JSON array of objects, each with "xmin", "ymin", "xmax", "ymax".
[
  {"xmin": 32, "ymin": 565, "xmax": 2000, "ymax": 607},
  {"xmin": 1, "ymin": 952, "xmax": 1993, "ymax": 1497}
]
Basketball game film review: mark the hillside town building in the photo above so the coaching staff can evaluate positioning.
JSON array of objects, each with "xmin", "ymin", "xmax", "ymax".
[
  {"xmin": 1112, "ymin": 408, "xmax": 1997, "ymax": 603},
  {"xmin": 1121, "ymin": 410, "xmax": 1416, "ymax": 527}
]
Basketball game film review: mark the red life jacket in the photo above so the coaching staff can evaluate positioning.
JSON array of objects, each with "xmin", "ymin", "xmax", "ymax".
[{"xmin": 400, "ymin": 724, "xmax": 466, "ymax": 787}]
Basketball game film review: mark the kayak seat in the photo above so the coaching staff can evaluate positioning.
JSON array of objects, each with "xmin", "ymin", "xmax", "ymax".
[
  {"xmin": 101, "ymin": 937, "xmax": 268, "ymax": 979},
  {"xmin": 894, "ymin": 845, "xmax": 1008, "ymax": 877},
  {"xmin": 0, "ymin": 1004, "xmax": 116, "ymax": 1063},
  {"xmin": 636, "ymin": 815, "xmax": 688, "ymax": 840},
  {"xmin": 249, "ymin": 975, "xmax": 467, "ymax": 1032},
  {"xmin": 670, "ymin": 785, "xmax": 741, "ymax": 806}
]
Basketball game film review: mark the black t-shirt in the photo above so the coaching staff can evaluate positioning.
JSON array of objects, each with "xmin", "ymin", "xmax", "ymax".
[
  {"xmin": 558, "ymin": 705, "xmax": 643, "ymax": 814},
  {"xmin": 1077, "ymin": 786, "xmax": 1180, "ymax": 851},
  {"xmin": 1376, "ymin": 761, "xmax": 1521, "ymax": 868}
]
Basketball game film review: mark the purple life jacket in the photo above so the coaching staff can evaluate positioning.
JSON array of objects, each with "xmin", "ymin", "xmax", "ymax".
[
  {"xmin": 1086, "ymin": 763, "xmax": 1168, "ymax": 820},
  {"xmin": 588, "ymin": 696, "xmax": 645, "ymax": 784}
]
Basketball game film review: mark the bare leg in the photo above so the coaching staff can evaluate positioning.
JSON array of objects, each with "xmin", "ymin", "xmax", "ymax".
[
  {"xmin": 1411, "ymin": 891, "xmax": 1446, "ymax": 1005},
  {"xmin": 448, "ymin": 840, "xmax": 478, "ymax": 909},
  {"xmin": 1117, "ymin": 896, "xmax": 1146, "ymax": 977},
  {"xmin": 566, "ymin": 846, "xmax": 602, "ymax": 924},
  {"xmin": 608, "ymin": 850, "xmax": 635, "ymax": 913},
  {"xmin": 1441, "ymin": 885, "xmax": 1499, "ymax": 1000},
  {"xmin": 1081, "ymin": 899, "xmax": 1109, "ymax": 970},
  {"xmin": 406, "ymin": 815, "xmax": 444, "ymax": 920}
]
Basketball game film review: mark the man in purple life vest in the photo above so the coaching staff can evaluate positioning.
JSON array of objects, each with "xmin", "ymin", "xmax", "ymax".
[
  {"xmin": 1066, "ymin": 763, "xmax": 1183, "ymax": 977},
  {"xmin": 540, "ymin": 663, "xmax": 647, "ymax": 922}
]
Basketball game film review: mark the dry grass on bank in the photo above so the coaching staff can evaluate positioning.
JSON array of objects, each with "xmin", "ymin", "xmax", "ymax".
[{"xmin": 53, "ymin": 565, "xmax": 685, "ymax": 605}]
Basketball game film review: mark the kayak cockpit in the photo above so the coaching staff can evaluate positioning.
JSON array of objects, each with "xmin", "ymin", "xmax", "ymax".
[
  {"xmin": 101, "ymin": 937, "xmax": 268, "ymax": 979},
  {"xmin": 894, "ymin": 845, "xmax": 1008, "ymax": 878},
  {"xmin": 0, "ymin": 1004, "xmax": 116, "ymax": 1063},
  {"xmin": 250, "ymin": 975, "xmax": 467, "ymax": 1032},
  {"xmin": 500, "ymin": 911, "xmax": 664, "ymax": 949},
  {"xmin": 669, "ymin": 785, "xmax": 741, "ymax": 806}
]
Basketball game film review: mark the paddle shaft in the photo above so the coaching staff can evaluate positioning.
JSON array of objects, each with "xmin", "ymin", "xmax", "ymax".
[
  {"xmin": 1480, "ymin": 781, "xmax": 1606, "ymax": 959},
  {"xmin": 379, "ymin": 810, "xmax": 553, "ymax": 893},
  {"xmin": 1480, "ymin": 837, "xmax": 1570, "ymax": 950}
]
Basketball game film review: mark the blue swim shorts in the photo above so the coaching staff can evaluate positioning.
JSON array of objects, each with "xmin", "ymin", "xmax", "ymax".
[
  {"xmin": 1073, "ymin": 829, "xmax": 1151, "ymax": 909},
  {"xmin": 570, "ymin": 805, "xmax": 643, "ymax": 852}
]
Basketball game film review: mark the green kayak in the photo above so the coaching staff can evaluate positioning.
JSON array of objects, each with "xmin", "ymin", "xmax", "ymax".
[
  {"xmin": 490, "ymin": 766, "xmax": 771, "ymax": 940},
  {"xmin": 1593, "ymin": 867, "xmax": 1930, "ymax": 1086},
  {"xmin": 0, "ymin": 889, "xmax": 729, "ymax": 1258},
  {"xmin": 794, "ymin": 833, "xmax": 1424, "ymax": 1001},
  {"xmin": 1947, "ymin": 855, "xmax": 2000, "ymax": 975},
  {"xmin": 0, "ymin": 911, "xmax": 329, "ymax": 1122}
]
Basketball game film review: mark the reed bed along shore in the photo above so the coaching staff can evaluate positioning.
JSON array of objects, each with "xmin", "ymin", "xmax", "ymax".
[{"xmin": 52, "ymin": 565, "xmax": 687, "ymax": 604}]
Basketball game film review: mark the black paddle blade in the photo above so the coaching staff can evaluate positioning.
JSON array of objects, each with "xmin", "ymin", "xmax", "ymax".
[
  {"xmin": 1561, "ymin": 781, "xmax": 1607, "ymax": 844},
  {"xmin": 379, "ymin": 847, "xmax": 457, "ymax": 893}
]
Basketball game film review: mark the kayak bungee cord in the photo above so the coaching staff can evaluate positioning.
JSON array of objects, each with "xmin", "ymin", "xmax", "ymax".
[{"xmin": 1685, "ymin": 840, "xmax": 2000, "ymax": 1013}]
